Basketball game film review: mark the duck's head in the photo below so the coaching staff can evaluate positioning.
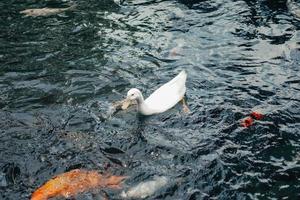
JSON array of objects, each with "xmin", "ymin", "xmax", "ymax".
[
  {"xmin": 127, "ymin": 88, "xmax": 143, "ymax": 102},
  {"xmin": 120, "ymin": 88, "xmax": 143, "ymax": 110}
]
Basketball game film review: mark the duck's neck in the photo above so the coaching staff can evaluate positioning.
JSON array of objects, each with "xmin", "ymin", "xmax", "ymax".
[
  {"xmin": 136, "ymin": 93, "xmax": 144, "ymax": 104},
  {"xmin": 136, "ymin": 94, "xmax": 153, "ymax": 115}
]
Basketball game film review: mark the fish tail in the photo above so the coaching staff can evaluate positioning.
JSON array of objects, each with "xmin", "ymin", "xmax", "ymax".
[{"xmin": 105, "ymin": 175, "xmax": 128, "ymax": 187}]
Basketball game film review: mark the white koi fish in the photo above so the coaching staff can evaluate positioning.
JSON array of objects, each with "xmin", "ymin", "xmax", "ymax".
[{"xmin": 121, "ymin": 176, "xmax": 168, "ymax": 199}]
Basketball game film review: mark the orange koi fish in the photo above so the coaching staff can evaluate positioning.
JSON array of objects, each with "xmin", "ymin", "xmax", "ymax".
[{"xmin": 31, "ymin": 169, "xmax": 127, "ymax": 200}]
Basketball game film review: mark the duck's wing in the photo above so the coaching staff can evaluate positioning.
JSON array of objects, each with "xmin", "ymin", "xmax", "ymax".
[{"xmin": 144, "ymin": 70, "xmax": 187, "ymax": 112}]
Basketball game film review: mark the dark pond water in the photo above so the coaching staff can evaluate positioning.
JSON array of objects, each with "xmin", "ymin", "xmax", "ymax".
[{"xmin": 1, "ymin": 0, "xmax": 300, "ymax": 199}]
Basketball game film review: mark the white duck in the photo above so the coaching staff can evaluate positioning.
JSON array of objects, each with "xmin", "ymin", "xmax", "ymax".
[{"xmin": 123, "ymin": 70, "xmax": 187, "ymax": 115}]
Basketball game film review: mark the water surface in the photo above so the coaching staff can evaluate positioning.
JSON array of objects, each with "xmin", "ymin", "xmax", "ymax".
[{"xmin": 1, "ymin": 0, "xmax": 300, "ymax": 199}]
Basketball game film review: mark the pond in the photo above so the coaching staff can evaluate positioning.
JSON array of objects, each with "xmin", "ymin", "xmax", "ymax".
[{"xmin": 1, "ymin": 0, "xmax": 300, "ymax": 199}]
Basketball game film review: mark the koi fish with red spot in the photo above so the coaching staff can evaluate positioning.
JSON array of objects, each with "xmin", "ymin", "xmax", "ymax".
[
  {"xmin": 250, "ymin": 111, "xmax": 264, "ymax": 120},
  {"xmin": 240, "ymin": 116, "xmax": 254, "ymax": 128},
  {"xmin": 240, "ymin": 111, "xmax": 264, "ymax": 128}
]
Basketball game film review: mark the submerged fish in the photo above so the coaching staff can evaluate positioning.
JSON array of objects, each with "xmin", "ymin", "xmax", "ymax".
[
  {"xmin": 169, "ymin": 43, "xmax": 184, "ymax": 58},
  {"xmin": 20, "ymin": 4, "xmax": 76, "ymax": 17},
  {"xmin": 31, "ymin": 169, "xmax": 127, "ymax": 200},
  {"xmin": 121, "ymin": 176, "xmax": 168, "ymax": 199}
]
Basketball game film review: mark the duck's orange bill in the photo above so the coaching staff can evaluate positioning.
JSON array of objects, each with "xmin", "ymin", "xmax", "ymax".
[
  {"xmin": 121, "ymin": 99, "xmax": 131, "ymax": 110},
  {"xmin": 241, "ymin": 117, "xmax": 254, "ymax": 128},
  {"xmin": 31, "ymin": 169, "xmax": 127, "ymax": 200}
]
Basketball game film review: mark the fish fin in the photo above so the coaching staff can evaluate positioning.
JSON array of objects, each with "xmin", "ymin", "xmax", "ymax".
[{"xmin": 107, "ymin": 184, "xmax": 122, "ymax": 190}]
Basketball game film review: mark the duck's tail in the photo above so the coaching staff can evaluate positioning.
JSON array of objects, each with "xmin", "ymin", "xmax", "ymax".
[
  {"xmin": 166, "ymin": 70, "xmax": 187, "ymax": 87},
  {"xmin": 177, "ymin": 70, "xmax": 187, "ymax": 83}
]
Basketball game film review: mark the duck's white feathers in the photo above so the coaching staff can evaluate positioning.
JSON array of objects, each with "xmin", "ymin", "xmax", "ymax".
[{"xmin": 143, "ymin": 70, "xmax": 187, "ymax": 114}]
